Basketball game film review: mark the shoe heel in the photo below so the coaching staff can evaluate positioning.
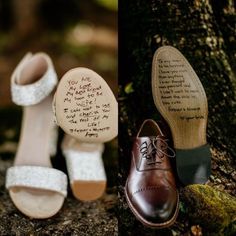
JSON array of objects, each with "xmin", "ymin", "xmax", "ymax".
[
  {"xmin": 176, "ymin": 144, "xmax": 211, "ymax": 185},
  {"xmin": 62, "ymin": 135, "xmax": 107, "ymax": 201}
]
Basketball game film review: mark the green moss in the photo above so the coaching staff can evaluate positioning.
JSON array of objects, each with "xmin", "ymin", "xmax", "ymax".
[
  {"xmin": 124, "ymin": 82, "xmax": 134, "ymax": 94},
  {"xmin": 182, "ymin": 184, "xmax": 236, "ymax": 235}
]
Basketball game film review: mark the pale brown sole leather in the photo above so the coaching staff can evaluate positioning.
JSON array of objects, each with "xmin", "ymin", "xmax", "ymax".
[
  {"xmin": 72, "ymin": 180, "xmax": 106, "ymax": 201},
  {"xmin": 152, "ymin": 46, "xmax": 211, "ymax": 185}
]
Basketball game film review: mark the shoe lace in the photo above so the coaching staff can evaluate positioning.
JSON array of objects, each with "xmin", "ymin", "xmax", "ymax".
[{"xmin": 139, "ymin": 136, "xmax": 175, "ymax": 165}]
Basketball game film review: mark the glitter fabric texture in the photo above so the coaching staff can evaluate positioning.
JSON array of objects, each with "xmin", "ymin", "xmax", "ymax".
[
  {"xmin": 11, "ymin": 52, "xmax": 58, "ymax": 106},
  {"xmin": 63, "ymin": 146, "xmax": 107, "ymax": 183},
  {"xmin": 6, "ymin": 166, "xmax": 68, "ymax": 197}
]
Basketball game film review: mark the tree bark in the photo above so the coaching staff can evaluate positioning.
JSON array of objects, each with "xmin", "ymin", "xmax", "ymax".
[{"xmin": 119, "ymin": 0, "xmax": 236, "ymax": 235}]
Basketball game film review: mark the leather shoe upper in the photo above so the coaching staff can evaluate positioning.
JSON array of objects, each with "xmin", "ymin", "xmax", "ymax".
[{"xmin": 125, "ymin": 119, "xmax": 178, "ymax": 226}]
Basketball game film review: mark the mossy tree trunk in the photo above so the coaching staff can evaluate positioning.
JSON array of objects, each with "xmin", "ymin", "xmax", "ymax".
[{"xmin": 119, "ymin": 0, "xmax": 236, "ymax": 235}]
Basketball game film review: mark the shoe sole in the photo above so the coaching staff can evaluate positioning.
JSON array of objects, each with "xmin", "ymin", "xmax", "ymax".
[
  {"xmin": 124, "ymin": 182, "xmax": 179, "ymax": 228},
  {"xmin": 55, "ymin": 67, "xmax": 118, "ymax": 143},
  {"xmin": 55, "ymin": 68, "xmax": 117, "ymax": 201},
  {"xmin": 151, "ymin": 46, "xmax": 211, "ymax": 185}
]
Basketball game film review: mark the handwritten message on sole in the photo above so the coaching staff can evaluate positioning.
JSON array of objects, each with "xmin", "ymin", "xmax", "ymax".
[
  {"xmin": 62, "ymin": 76, "xmax": 111, "ymax": 139},
  {"xmin": 158, "ymin": 58, "xmax": 204, "ymax": 121}
]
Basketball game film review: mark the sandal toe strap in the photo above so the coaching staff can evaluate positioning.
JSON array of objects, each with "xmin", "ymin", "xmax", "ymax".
[{"xmin": 6, "ymin": 166, "xmax": 68, "ymax": 197}]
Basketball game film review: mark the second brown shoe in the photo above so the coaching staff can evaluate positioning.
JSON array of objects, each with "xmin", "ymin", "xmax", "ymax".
[{"xmin": 125, "ymin": 119, "xmax": 179, "ymax": 228}]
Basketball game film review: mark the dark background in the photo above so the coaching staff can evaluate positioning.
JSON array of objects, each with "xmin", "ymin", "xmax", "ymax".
[{"xmin": 118, "ymin": 0, "xmax": 236, "ymax": 235}]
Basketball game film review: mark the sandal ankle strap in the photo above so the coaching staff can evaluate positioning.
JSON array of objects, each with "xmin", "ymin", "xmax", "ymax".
[{"xmin": 11, "ymin": 52, "xmax": 58, "ymax": 106}]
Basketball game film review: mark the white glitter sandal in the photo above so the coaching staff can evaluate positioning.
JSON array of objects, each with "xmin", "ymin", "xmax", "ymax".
[
  {"xmin": 53, "ymin": 68, "xmax": 118, "ymax": 201},
  {"xmin": 5, "ymin": 52, "xmax": 68, "ymax": 219}
]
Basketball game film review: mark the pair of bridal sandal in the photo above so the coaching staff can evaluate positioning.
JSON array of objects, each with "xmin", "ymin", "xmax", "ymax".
[{"xmin": 5, "ymin": 52, "xmax": 118, "ymax": 219}]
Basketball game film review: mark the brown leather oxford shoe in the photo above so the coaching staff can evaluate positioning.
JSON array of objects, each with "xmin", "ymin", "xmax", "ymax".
[{"xmin": 125, "ymin": 119, "xmax": 179, "ymax": 228}]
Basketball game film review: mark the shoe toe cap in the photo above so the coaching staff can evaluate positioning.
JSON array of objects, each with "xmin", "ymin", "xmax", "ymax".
[{"xmin": 131, "ymin": 187, "xmax": 178, "ymax": 224}]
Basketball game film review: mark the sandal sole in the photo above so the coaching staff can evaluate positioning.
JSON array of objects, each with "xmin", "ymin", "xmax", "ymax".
[{"xmin": 55, "ymin": 67, "xmax": 118, "ymax": 143}]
